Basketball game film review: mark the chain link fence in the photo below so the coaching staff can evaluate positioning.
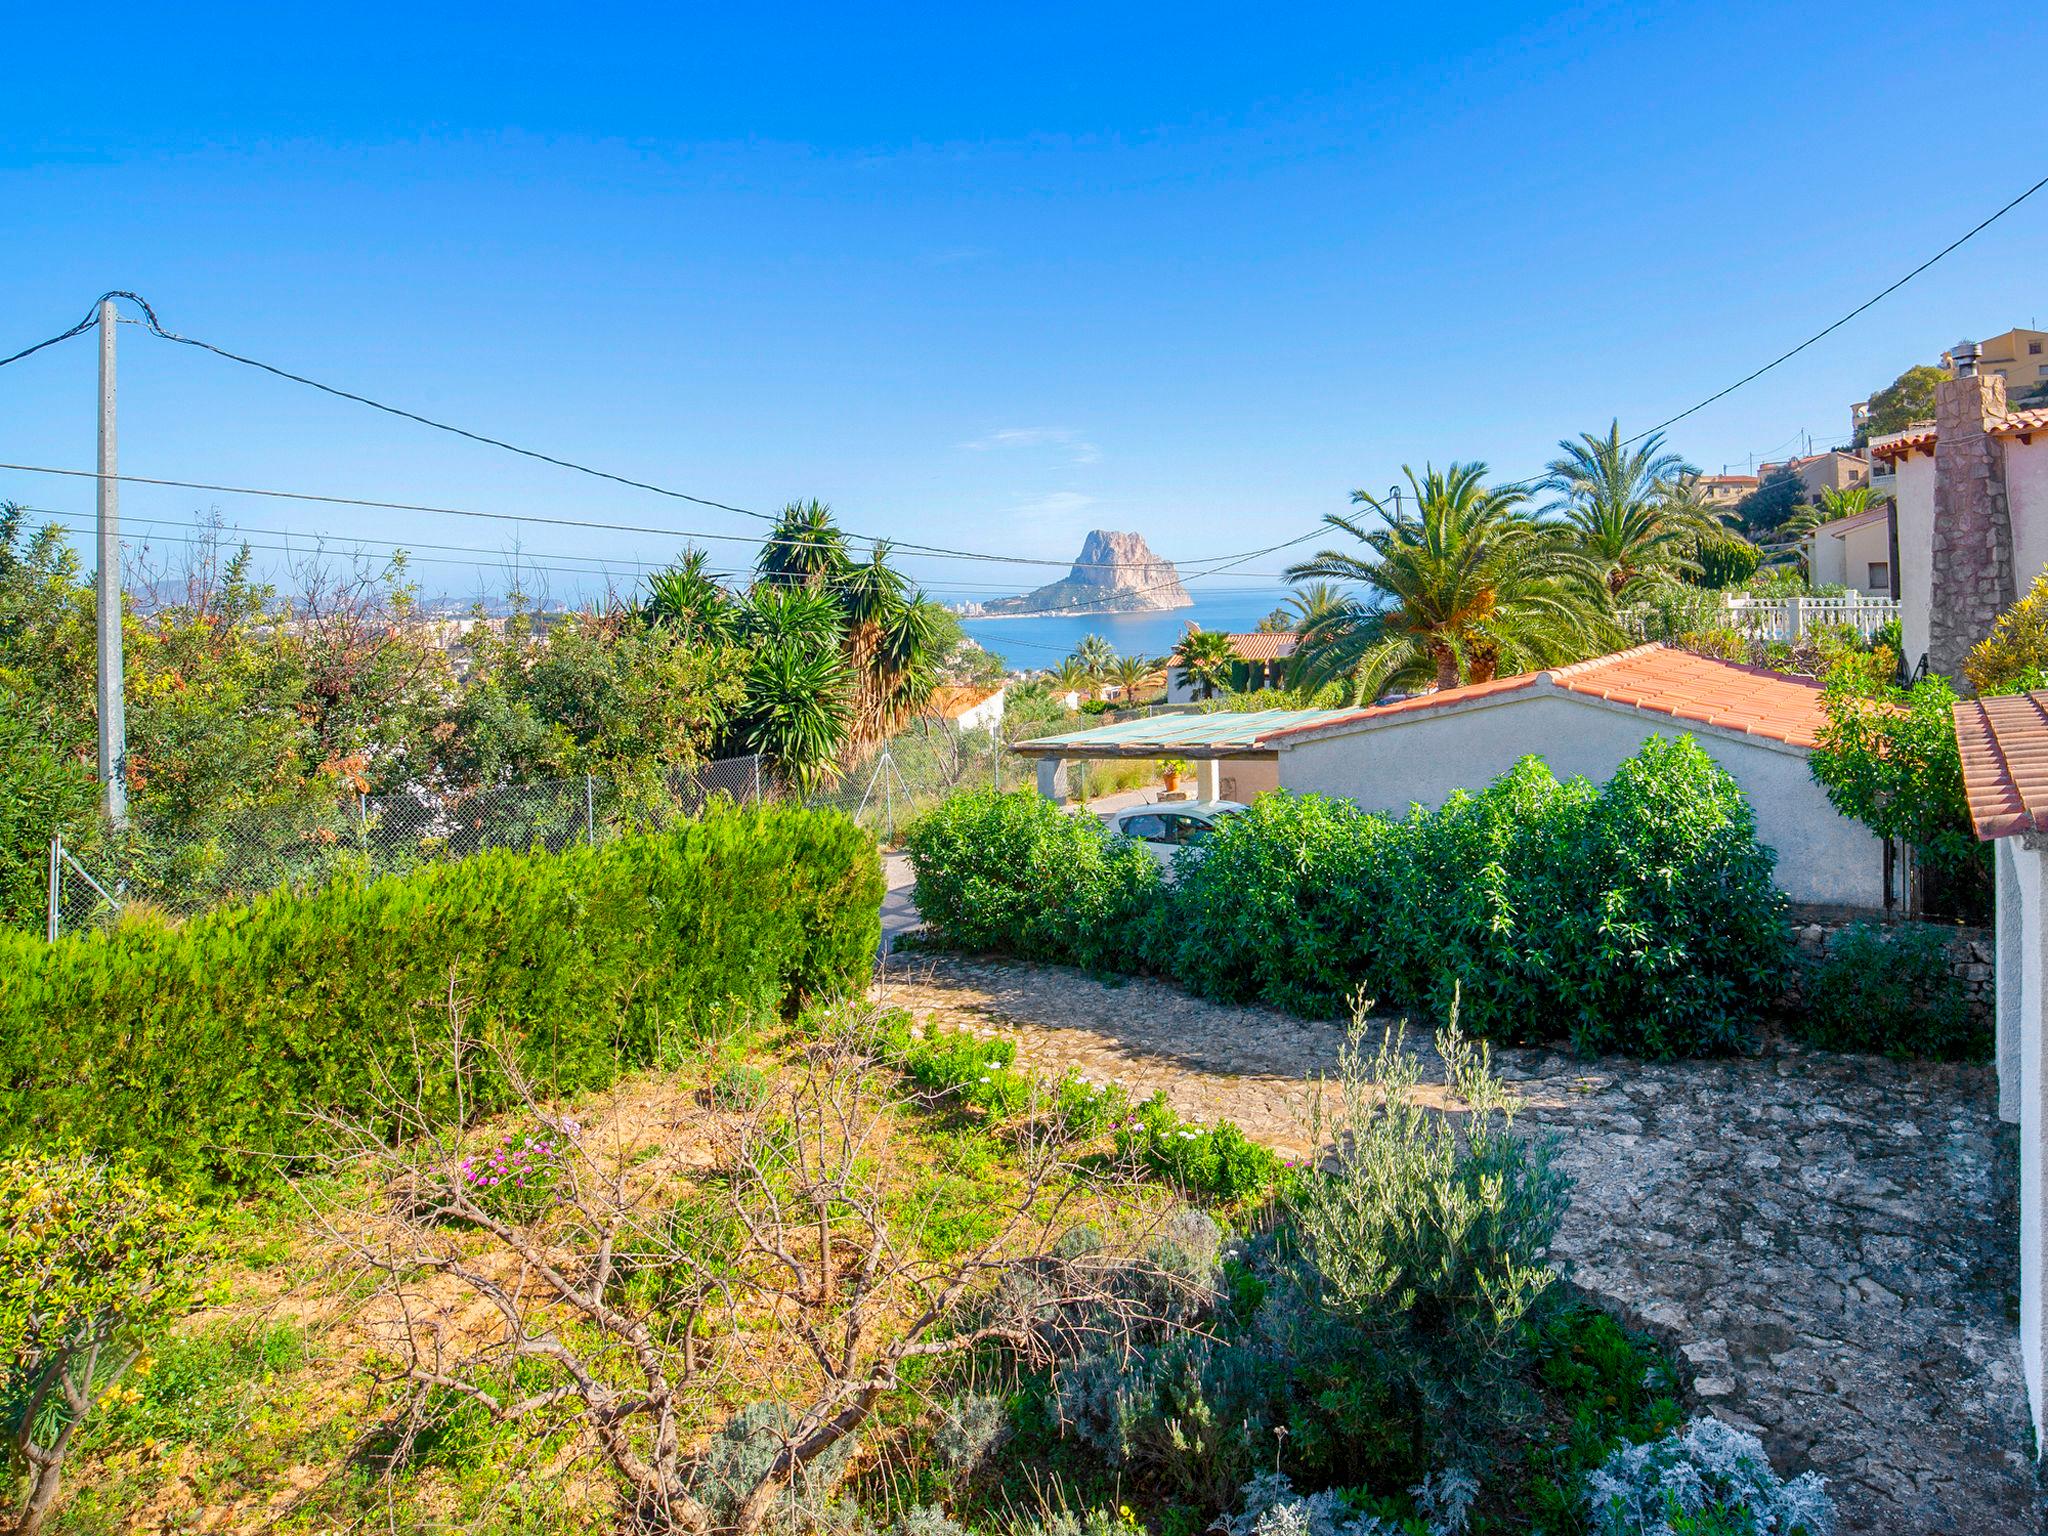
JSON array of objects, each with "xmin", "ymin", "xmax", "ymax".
[{"xmin": 43, "ymin": 755, "xmax": 765, "ymax": 939}]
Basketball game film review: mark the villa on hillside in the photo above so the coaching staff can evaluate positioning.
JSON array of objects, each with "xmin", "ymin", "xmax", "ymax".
[{"xmin": 924, "ymin": 685, "xmax": 1006, "ymax": 733}]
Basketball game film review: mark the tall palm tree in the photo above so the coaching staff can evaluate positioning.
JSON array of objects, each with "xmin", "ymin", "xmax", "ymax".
[
  {"xmin": 1283, "ymin": 582, "xmax": 1347, "ymax": 630},
  {"xmin": 1071, "ymin": 634, "xmax": 1117, "ymax": 699},
  {"xmin": 1051, "ymin": 657, "xmax": 1093, "ymax": 700},
  {"xmin": 1172, "ymin": 629, "xmax": 1238, "ymax": 700},
  {"xmin": 1539, "ymin": 422, "xmax": 1718, "ymax": 599},
  {"xmin": 1286, "ymin": 463, "xmax": 1615, "ymax": 701}
]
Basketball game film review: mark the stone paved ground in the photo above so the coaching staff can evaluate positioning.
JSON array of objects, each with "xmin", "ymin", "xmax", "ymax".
[{"xmin": 873, "ymin": 953, "xmax": 2045, "ymax": 1536}]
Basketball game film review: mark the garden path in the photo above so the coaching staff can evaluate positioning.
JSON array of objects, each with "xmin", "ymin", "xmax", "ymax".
[{"xmin": 872, "ymin": 952, "xmax": 2043, "ymax": 1536}]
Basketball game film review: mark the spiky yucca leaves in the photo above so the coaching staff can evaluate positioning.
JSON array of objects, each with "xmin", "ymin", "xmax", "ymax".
[
  {"xmin": 734, "ymin": 585, "xmax": 851, "ymax": 792},
  {"xmin": 1286, "ymin": 464, "xmax": 1616, "ymax": 702},
  {"xmin": 758, "ymin": 499, "xmax": 852, "ymax": 589},
  {"xmin": 642, "ymin": 548, "xmax": 740, "ymax": 641},
  {"xmin": 1539, "ymin": 421, "xmax": 1717, "ymax": 600}
]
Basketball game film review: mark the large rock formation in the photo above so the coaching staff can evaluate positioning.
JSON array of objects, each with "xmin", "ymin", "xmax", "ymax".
[{"xmin": 976, "ymin": 530, "xmax": 1191, "ymax": 615}]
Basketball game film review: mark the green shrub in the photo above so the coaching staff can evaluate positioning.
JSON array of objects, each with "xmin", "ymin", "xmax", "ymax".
[
  {"xmin": 875, "ymin": 1014, "xmax": 1033, "ymax": 1117},
  {"xmin": 1114, "ymin": 1094, "xmax": 1285, "ymax": 1201},
  {"xmin": 0, "ymin": 803, "xmax": 880, "ymax": 1190},
  {"xmin": 1800, "ymin": 922, "xmax": 1983, "ymax": 1060},
  {"xmin": 903, "ymin": 789, "xmax": 1160, "ymax": 972},
  {"xmin": 1163, "ymin": 738, "xmax": 1785, "ymax": 1056}
]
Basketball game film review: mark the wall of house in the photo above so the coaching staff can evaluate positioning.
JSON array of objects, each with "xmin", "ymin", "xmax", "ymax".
[
  {"xmin": 2011, "ymin": 438, "xmax": 2048, "ymax": 603},
  {"xmin": 1216, "ymin": 754, "xmax": 1280, "ymax": 802},
  {"xmin": 2012, "ymin": 838, "xmax": 2048, "ymax": 1450},
  {"xmin": 1274, "ymin": 691, "xmax": 1886, "ymax": 908},
  {"xmin": 1836, "ymin": 517, "xmax": 1893, "ymax": 597},
  {"xmin": 1896, "ymin": 452, "xmax": 1940, "ymax": 670}
]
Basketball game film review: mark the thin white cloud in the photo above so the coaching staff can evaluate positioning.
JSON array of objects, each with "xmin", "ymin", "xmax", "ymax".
[
  {"xmin": 960, "ymin": 427, "xmax": 1101, "ymax": 465},
  {"xmin": 1010, "ymin": 491, "xmax": 1096, "ymax": 519}
]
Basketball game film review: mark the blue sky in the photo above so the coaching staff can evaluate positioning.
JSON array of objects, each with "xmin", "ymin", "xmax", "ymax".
[{"xmin": 3, "ymin": 3, "xmax": 2043, "ymax": 605}]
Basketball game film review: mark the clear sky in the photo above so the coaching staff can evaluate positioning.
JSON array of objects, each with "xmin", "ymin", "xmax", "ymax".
[{"xmin": 3, "ymin": 3, "xmax": 2044, "ymax": 607}]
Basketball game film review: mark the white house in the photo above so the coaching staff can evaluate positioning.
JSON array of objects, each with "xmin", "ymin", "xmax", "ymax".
[
  {"xmin": 1952, "ymin": 690, "xmax": 2048, "ymax": 1452},
  {"xmin": 1801, "ymin": 504, "xmax": 1895, "ymax": 597},
  {"xmin": 1260, "ymin": 645, "xmax": 1884, "ymax": 909},
  {"xmin": 924, "ymin": 685, "xmax": 1006, "ymax": 733},
  {"xmin": 1016, "ymin": 645, "xmax": 1885, "ymax": 910},
  {"xmin": 1870, "ymin": 372, "xmax": 2048, "ymax": 680}
]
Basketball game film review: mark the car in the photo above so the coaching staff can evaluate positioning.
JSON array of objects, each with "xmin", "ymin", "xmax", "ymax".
[{"xmin": 1102, "ymin": 800, "xmax": 1248, "ymax": 871}]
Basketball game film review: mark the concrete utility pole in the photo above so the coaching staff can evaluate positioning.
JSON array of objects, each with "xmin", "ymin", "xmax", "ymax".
[{"xmin": 96, "ymin": 298, "xmax": 127, "ymax": 825}]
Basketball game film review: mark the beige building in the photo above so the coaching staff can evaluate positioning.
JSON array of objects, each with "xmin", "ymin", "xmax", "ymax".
[
  {"xmin": 1800, "ymin": 505, "xmax": 1894, "ymax": 596},
  {"xmin": 1755, "ymin": 450, "xmax": 1871, "ymax": 500},
  {"xmin": 1696, "ymin": 473, "xmax": 1758, "ymax": 509},
  {"xmin": 1947, "ymin": 329, "xmax": 2048, "ymax": 398}
]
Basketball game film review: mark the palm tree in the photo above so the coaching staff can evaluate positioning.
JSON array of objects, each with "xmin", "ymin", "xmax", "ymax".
[
  {"xmin": 1108, "ymin": 653, "xmax": 1155, "ymax": 705},
  {"xmin": 1070, "ymin": 634, "xmax": 1117, "ymax": 699},
  {"xmin": 731, "ymin": 584, "xmax": 851, "ymax": 792},
  {"xmin": 1172, "ymin": 629, "xmax": 1238, "ymax": 701},
  {"xmin": 1767, "ymin": 485, "xmax": 1886, "ymax": 580},
  {"xmin": 1539, "ymin": 422, "xmax": 1719, "ymax": 600},
  {"xmin": 1286, "ymin": 463, "xmax": 1616, "ymax": 701},
  {"xmin": 1051, "ymin": 657, "xmax": 1093, "ymax": 701},
  {"xmin": 1283, "ymin": 582, "xmax": 1347, "ymax": 630}
]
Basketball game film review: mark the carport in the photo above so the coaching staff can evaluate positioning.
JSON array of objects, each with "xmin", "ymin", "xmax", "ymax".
[{"xmin": 1009, "ymin": 709, "xmax": 1357, "ymax": 802}]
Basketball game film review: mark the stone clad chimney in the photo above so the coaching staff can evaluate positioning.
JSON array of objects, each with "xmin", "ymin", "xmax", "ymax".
[{"xmin": 1928, "ymin": 367, "xmax": 2017, "ymax": 682}]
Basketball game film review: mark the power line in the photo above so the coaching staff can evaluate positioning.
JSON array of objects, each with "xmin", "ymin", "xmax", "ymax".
[{"xmin": 1, "ymin": 292, "xmax": 1321, "ymax": 575}]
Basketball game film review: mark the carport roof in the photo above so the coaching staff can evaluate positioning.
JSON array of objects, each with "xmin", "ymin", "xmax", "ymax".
[{"xmin": 1010, "ymin": 709, "xmax": 1356, "ymax": 758}]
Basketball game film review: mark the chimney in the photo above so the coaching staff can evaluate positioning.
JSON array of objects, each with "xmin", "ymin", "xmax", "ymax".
[{"xmin": 1926, "ymin": 365, "xmax": 2015, "ymax": 682}]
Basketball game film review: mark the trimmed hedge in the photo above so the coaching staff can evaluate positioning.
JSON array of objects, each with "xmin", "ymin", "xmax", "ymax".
[
  {"xmin": 907, "ymin": 737, "xmax": 1790, "ymax": 1057},
  {"xmin": 0, "ymin": 802, "xmax": 881, "ymax": 1189},
  {"xmin": 902, "ymin": 788, "xmax": 1160, "ymax": 973}
]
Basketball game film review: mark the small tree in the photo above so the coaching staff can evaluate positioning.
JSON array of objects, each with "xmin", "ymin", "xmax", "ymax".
[
  {"xmin": 0, "ymin": 1151, "xmax": 202, "ymax": 1534},
  {"xmin": 1857, "ymin": 363, "xmax": 1948, "ymax": 445},
  {"xmin": 1809, "ymin": 671, "xmax": 1987, "ymax": 915},
  {"xmin": 311, "ymin": 998, "xmax": 1182, "ymax": 1534},
  {"xmin": 1735, "ymin": 465, "xmax": 1808, "ymax": 535}
]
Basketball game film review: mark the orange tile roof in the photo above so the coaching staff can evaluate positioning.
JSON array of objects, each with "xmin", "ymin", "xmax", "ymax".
[
  {"xmin": 925, "ymin": 685, "xmax": 1001, "ymax": 718},
  {"xmin": 1870, "ymin": 407, "xmax": 2048, "ymax": 463},
  {"xmin": 1953, "ymin": 691, "xmax": 2048, "ymax": 839},
  {"xmin": 1258, "ymin": 644, "xmax": 1833, "ymax": 750},
  {"xmin": 1225, "ymin": 631, "xmax": 1298, "ymax": 661}
]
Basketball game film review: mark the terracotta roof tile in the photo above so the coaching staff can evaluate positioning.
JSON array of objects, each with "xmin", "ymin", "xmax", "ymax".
[
  {"xmin": 1224, "ymin": 631, "xmax": 1298, "ymax": 661},
  {"xmin": 1954, "ymin": 691, "xmax": 2048, "ymax": 840},
  {"xmin": 1258, "ymin": 644, "xmax": 1832, "ymax": 750},
  {"xmin": 1871, "ymin": 406, "xmax": 2048, "ymax": 462}
]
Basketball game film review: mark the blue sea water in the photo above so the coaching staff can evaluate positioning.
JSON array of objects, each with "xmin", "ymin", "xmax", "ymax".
[{"xmin": 957, "ymin": 591, "xmax": 1290, "ymax": 672}]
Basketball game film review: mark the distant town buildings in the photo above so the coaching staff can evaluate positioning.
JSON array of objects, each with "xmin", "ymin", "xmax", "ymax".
[{"xmin": 1945, "ymin": 327, "xmax": 2048, "ymax": 394}]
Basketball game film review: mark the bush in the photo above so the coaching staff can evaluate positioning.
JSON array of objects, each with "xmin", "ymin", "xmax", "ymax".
[
  {"xmin": 1800, "ymin": 922, "xmax": 1982, "ymax": 1060},
  {"xmin": 0, "ymin": 803, "xmax": 881, "ymax": 1190},
  {"xmin": 0, "ymin": 1149, "xmax": 204, "ymax": 1533},
  {"xmin": 1584, "ymin": 1416, "xmax": 1833, "ymax": 1536},
  {"xmin": 1966, "ymin": 571, "xmax": 2048, "ymax": 696},
  {"xmin": 1163, "ymin": 740, "xmax": 1786, "ymax": 1056},
  {"xmin": 1115, "ymin": 1094, "xmax": 1286, "ymax": 1201},
  {"xmin": 904, "ymin": 789, "xmax": 1160, "ymax": 972}
]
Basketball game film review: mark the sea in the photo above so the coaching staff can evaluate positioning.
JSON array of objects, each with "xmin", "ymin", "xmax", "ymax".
[{"xmin": 957, "ymin": 591, "xmax": 1291, "ymax": 672}]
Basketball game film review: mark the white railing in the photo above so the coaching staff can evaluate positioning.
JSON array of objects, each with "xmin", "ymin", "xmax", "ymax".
[{"xmin": 1721, "ymin": 595, "xmax": 1898, "ymax": 642}]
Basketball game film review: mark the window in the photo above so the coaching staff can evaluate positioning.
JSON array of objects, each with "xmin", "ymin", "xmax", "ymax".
[
  {"xmin": 1121, "ymin": 813, "xmax": 1168, "ymax": 842},
  {"xmin": 1163, "ymin": 814, "xmax": 1215, "ymax": 846},
  {"xmin": 2031, "ymin": 340, "xmax": 2043, "ymax": 355},
  {"xmin": 1867, "ymin": 561, "xmax": 1890, "ymax": 592}
]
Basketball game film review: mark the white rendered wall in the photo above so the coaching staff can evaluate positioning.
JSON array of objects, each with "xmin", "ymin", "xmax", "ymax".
[
  {"xmin": 1275, "ymin": 692, "xmax": 1886, "ymax": 908},
  {"xmin": 2011, "ymin": 439, "xmax": 2048, "ymax": 603},
  {"xmin": 1895, "ymin": 453, "xmax": 1938, "ymax": 671},
  {"xmin": 2001, "ymin": 838, "xmax": 2024, "ymax": 1124},
  {"xmin": 2015, "ymin": 841, "xmax": 2048, "ymax": 1453}
]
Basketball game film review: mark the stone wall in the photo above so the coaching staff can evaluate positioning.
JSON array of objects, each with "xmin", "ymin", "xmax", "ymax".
[
  {"xmin": 1787, "ymin": 912, "xmax": 1994, "ymax": 1026},
  {"xmin": 1927, "ymin": 371, "xmax": 2017, "ymax": 682}
]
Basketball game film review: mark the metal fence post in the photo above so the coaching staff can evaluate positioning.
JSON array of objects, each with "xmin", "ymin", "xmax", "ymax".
[
  {"xmin": 46, "ymin": 833, "xmax": 61, "ymax": 943},
  {"xmin": 752, "ymin": 754, "xmax": 762, "ymax": 805},
  {"xmin": 585, "ymin": 773, "xmax": 596, "ymax": 844}
]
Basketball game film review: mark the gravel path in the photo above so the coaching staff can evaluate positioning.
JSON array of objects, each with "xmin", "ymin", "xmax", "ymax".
[{"xmin": 873, "ymin": 952, "xmax": 2044, "ymax": 1535}]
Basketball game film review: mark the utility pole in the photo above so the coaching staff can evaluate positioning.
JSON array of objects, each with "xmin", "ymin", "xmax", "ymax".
[{"xmin": 96, "ymin": 298, "xmax": 128, "ymax": 825}]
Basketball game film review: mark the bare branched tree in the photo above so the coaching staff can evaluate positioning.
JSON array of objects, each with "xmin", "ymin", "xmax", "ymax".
[{"xmin": 304, "ymin": 996, "xmax": 1184, "ymax": 1534}]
